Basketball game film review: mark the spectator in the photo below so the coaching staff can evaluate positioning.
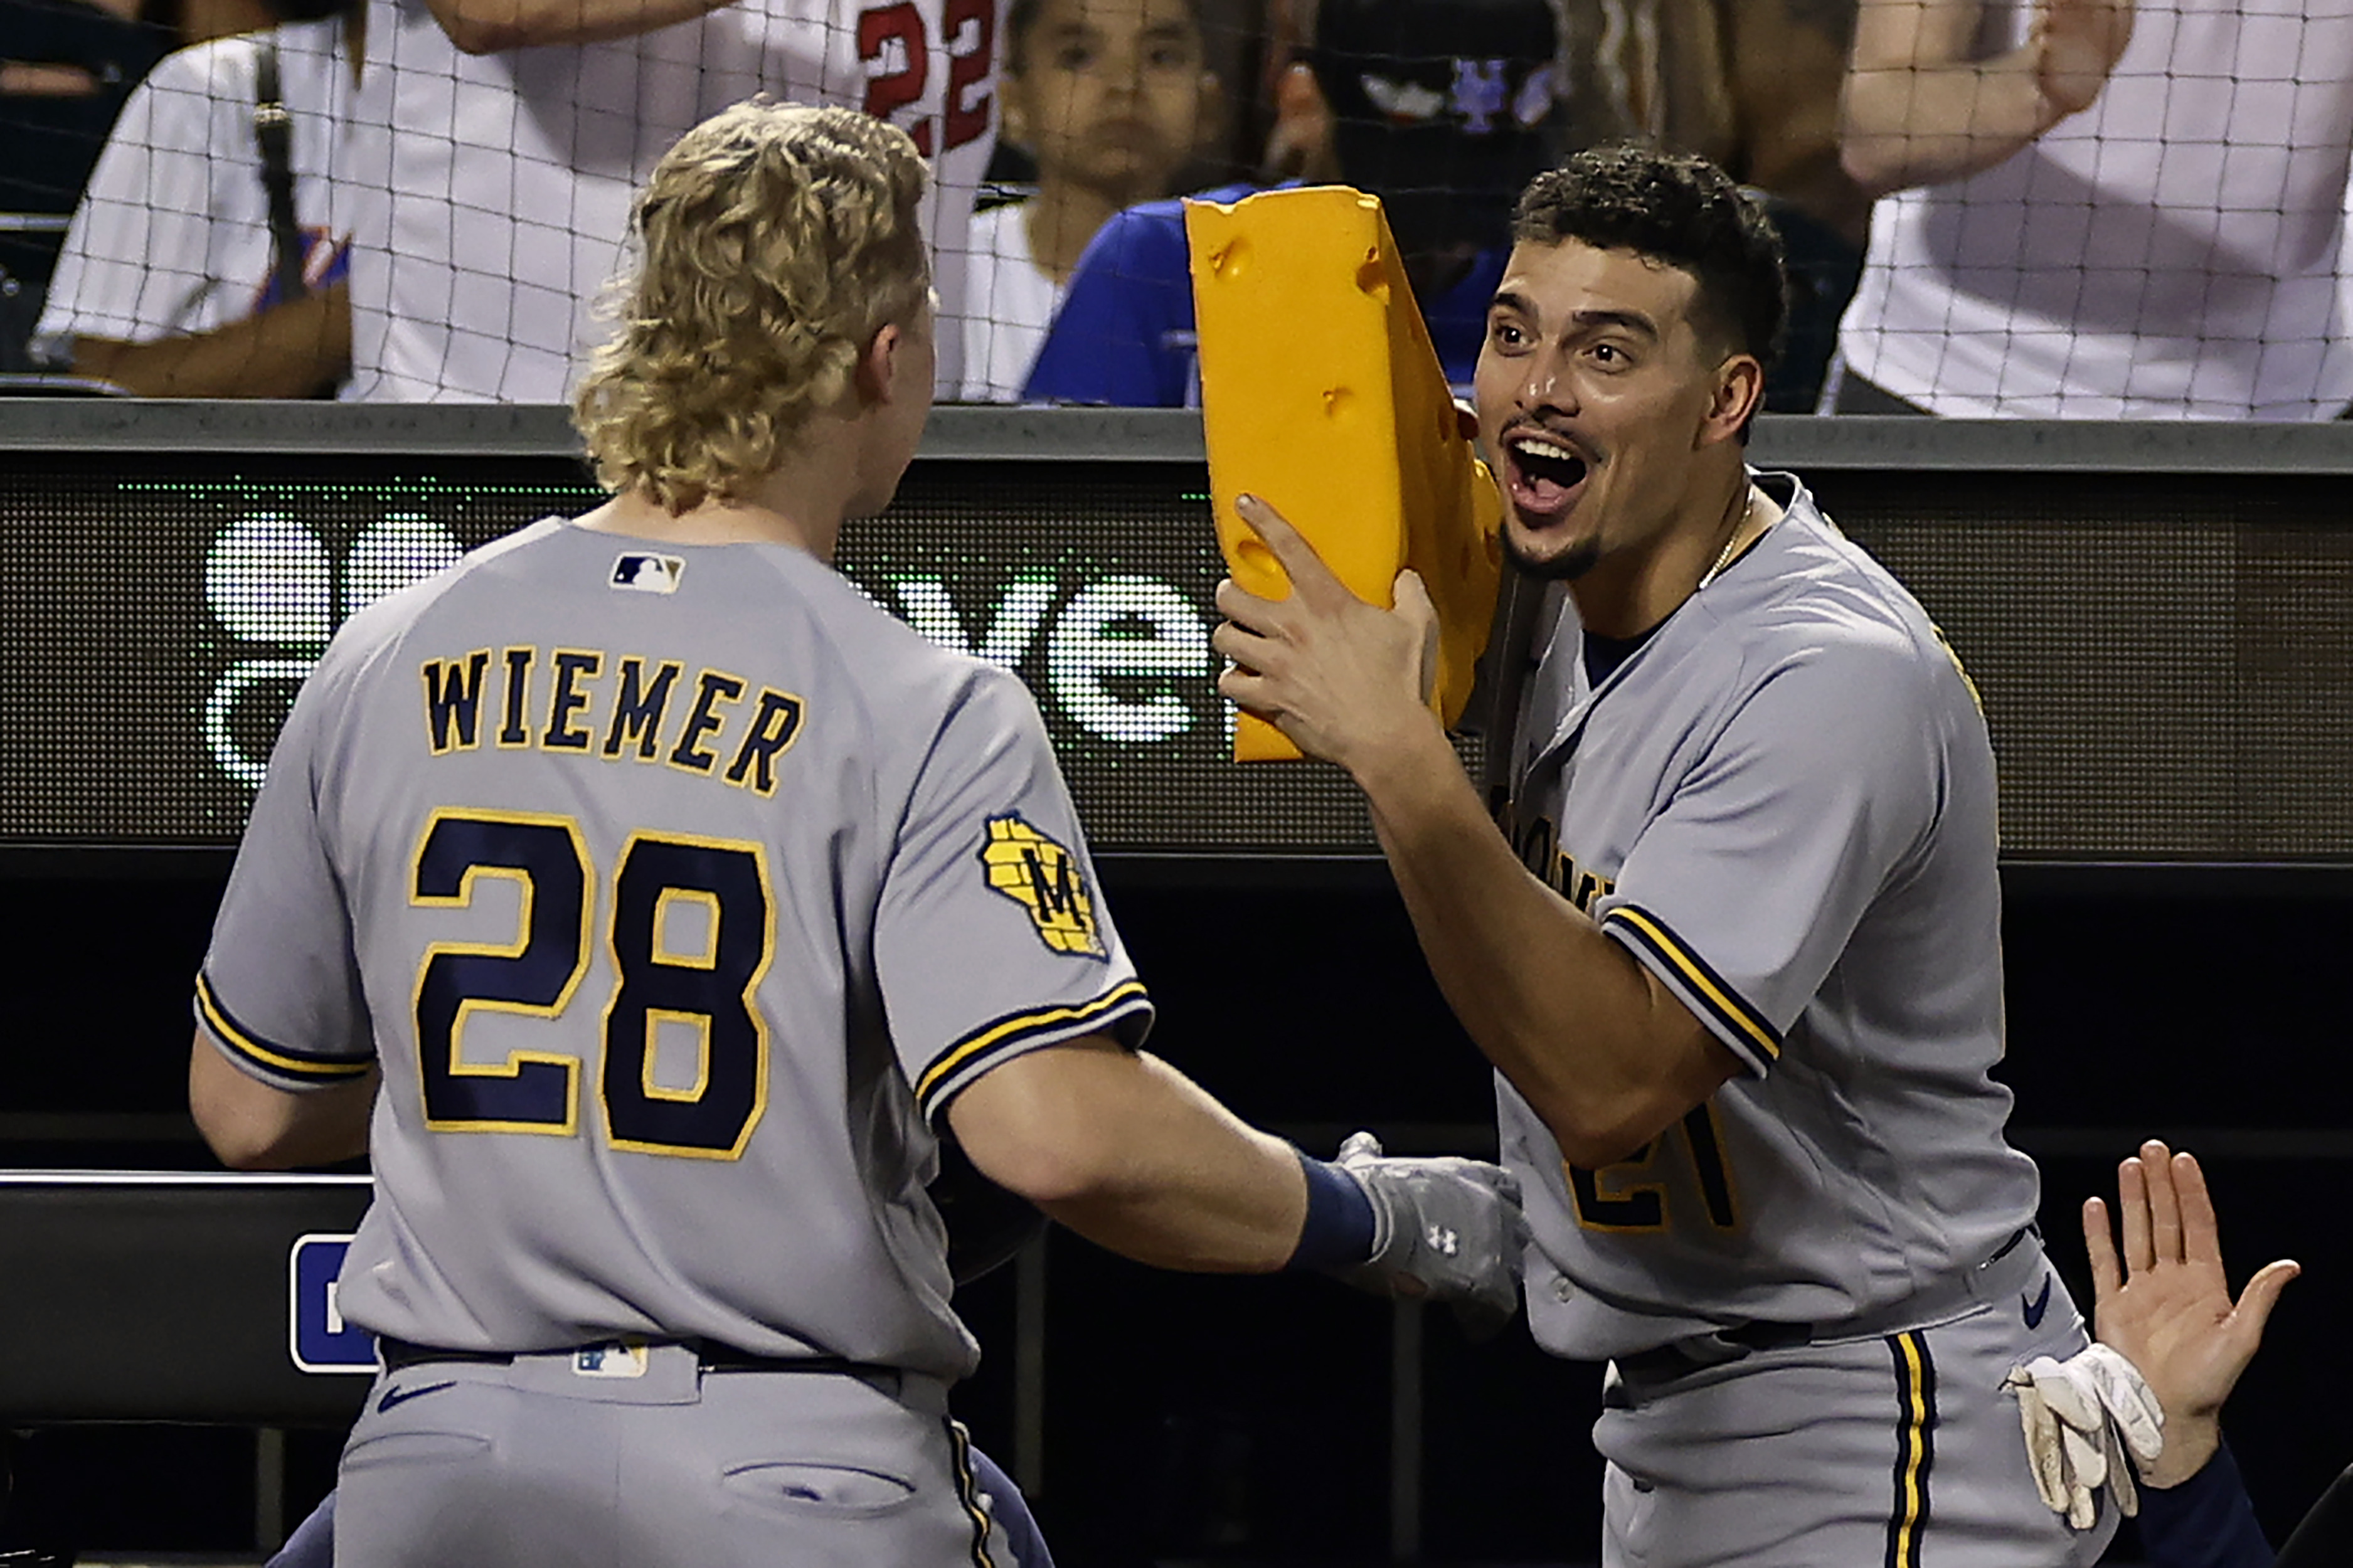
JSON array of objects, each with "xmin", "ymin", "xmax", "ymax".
[
  {"xmin": 1247, "ymin": 0, "xmax": 1872, "ymax": 411},
  {"xmin": 342, "ymin": 0, "xmax": 1004, "ymax": 403},
  {"xmin": 30, "ymin": 0, "xmax": 358, "ymax": 395},
  {"xmin": 960, "ymin": 0, "xmax": 1223, "ymax": 398},
  {"xmin": 0, "ymin": 0, "xmax": 171, "ymax": 369},
  {"xmin": 1630, "ymin": 0, "xmax": 1873, "ymax": 410},
  {"xmin": 1830, "ymin": 0, "xmax": 2353, "ymax": 417},
  {"xmin": 2083, "ymin": 1140, "xmax": 2302, "ymax": 1567},
  {"xmin": 1023, "ymin": 0, "xmax": 1558, "ymax": 406},
  {"xmin": 960, "ymin": 0, "xmax": 1221, "ymax": 401}
]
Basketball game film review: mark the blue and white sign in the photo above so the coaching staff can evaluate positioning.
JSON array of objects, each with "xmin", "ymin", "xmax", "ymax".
[{"xmin": 289, "ymin": 1232, "xmax": 377, "ymax": 1374}]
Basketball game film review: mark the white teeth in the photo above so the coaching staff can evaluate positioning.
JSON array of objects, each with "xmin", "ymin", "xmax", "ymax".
[{"xmin": 1511, "ymin": 437, "xmax": 1579, "ymax": 464}]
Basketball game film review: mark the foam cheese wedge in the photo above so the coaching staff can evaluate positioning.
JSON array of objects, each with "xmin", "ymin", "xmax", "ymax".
[{"xmin": 1186, "ymin": 184, "xmax": 1505, "ymax": 762}]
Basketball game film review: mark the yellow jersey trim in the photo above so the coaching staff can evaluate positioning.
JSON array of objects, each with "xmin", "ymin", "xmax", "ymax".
[
  {"xmin": 915, "ymin": 980, "xmax": 1152, "ymax": 1110},
  {"xmin": 194, "ymin": 972, "xmax": 373, "ymax": 1083},
  {"xmin": 1601, "ymin": 906, "xmax": 1781, "ymax": 1064}
]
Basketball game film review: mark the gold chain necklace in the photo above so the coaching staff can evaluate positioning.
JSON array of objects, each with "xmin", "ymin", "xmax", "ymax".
[{"xmin": 1698, "ymin": 488, "xmax": 1759, "ymax": 591}]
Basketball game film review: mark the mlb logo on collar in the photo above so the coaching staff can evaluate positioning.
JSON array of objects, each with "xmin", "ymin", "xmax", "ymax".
[{"xmin": 612, "ymin": 553, "xmax": 685, "ymax": 593}]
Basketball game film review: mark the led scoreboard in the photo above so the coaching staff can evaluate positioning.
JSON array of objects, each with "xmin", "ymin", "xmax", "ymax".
[
  {"xmin": 0, "ymin": 408, "xmax": 1389, "ymax": 860},
  {"xmin": 11, "ymin": 405, "xmax": 2353, "ymax": 867}
]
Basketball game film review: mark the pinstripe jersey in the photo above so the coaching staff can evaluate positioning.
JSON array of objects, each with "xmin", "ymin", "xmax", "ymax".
[
  {"xmin": 195, "ymin": 516, "xmax": 1150, "ymax": 1381},
  {"xmin": 1499, "ymin": 472, "xmax": 2039, "ymax": 1360},
  {"xmin": 343, "ymin": 0, "xmax": 1004, "ymax": 402}
]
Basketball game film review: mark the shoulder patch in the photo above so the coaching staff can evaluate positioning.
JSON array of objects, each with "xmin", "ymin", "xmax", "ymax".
[{"xmin": 980, "ymin": 815, "xmax": 1107, "ymax": 960}]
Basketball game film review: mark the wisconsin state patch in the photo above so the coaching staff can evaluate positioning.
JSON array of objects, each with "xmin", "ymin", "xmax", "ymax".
[{"xmin": 981, "ymin": 815, "xmax": 1107, "ymax": 959}]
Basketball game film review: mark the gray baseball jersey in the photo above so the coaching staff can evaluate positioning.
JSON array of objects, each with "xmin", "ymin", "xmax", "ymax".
[
  {"xmin": 1498, "ymin": 472, "xmax": 2041, "ymax": 1362},
  {"xmin": 196, "ymin": 516, "xmax": 1151, "ymax": 1382}
]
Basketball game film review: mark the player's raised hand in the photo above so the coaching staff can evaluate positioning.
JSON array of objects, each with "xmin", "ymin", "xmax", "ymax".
[
  {"xmin": 1325, "ymin": 1131, "xmax": 1527, "ymax": 1339},
  {"xmin": 2083, "ymin": 1140, "xmax": 2299, "ymax": 1487},
  {"xmin": 2032, "ymin": 0, "xmax": 2133, "ymax": 120},
  {"xmin": 1213, "ymin": 492, "xmax": 1441, "ymax": 777}
]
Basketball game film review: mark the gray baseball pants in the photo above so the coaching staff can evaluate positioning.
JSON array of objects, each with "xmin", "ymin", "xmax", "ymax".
[{"xmin": 336, "ymin": 1343, "xmax": 1009, "ymax": 1567}]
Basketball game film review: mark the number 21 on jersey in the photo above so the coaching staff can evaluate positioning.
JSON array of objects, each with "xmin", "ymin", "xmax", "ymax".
[
  {"xmin": 1569, "ymin": 1103, "xmax": 1741, "ymax": 1234},
  {"xmin": 410, "ymin": 808, "xmax": 773, "ymax": 1160}
]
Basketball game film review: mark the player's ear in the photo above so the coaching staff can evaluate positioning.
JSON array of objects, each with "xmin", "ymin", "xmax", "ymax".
[
  {"xmin": 1698, "ymin": 353, "xmax": 1765, "ymax": 448},
  {"xmin": 854, "ymin": 322, "xmax": 903, "ymax": 407}
]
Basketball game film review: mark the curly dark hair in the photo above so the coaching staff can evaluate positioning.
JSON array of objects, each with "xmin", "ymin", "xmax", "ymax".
[{"xmin": 1512, "ymin": 146, "xmax": 1788, "ymax": 376}]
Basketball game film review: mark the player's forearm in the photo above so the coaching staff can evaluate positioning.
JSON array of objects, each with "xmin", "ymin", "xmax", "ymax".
[
  {"xmin": 1351, "ymin": 731, "xmax": 1720, "ymax": 1168},
  {"xmin": 1840, "ymin": 51, "xmax": 2063, "ymax": 194},
  {"xmin": 948, "ymin": 1042, "xmax": 1307, "ymax": 1272},
  {"xmin": 423, "ymin": 0, "xmax": 726, "ymax": 53},
  {"xmin": 189, "ymin": 1036, "xmax": 376, "ymax": 1170},
  {"xmin": 73, "ymin": 283, "xmax": 349, "ymax": 399}
]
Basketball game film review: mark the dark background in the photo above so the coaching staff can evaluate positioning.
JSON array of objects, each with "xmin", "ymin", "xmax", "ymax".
[{"xmin": 2, "ymin": 863, "xmax": 2345, "ymax": 1565}]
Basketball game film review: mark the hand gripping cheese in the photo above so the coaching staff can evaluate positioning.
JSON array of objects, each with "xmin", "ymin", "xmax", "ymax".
[{"xmin": 1187, "ymin": 184, "xmax": 1505, "ymax": 762}]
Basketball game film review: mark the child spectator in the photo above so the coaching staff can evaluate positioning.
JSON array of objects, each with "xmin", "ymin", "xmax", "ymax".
[
  {"xmin": 959, "ymin": 0, "xmax": 1221, "ymax": 401},
  {"xmin": 31, "ymin": 0, "xmax": 357, "ymax": 395},
  {"xmin": 1022, "ymin": 0, "xmax": 1559, "ymax": 407}
]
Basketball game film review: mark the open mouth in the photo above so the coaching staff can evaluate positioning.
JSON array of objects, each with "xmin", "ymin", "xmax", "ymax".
[{"xmin": 1503, "ymin": 430, "xmax": 1591, "ymax": 516}]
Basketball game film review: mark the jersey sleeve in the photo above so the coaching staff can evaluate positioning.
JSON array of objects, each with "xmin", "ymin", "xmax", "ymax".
[
  {"xmin": 874, "ymin": 668, "xmax": 1152, "ymax": 1123},
  {"xmin": 1021, "ymin": 204, "xmax": 1195, "ymax": 408},
  {"xmin": 35, "ymin": 49, "xmax": 232, "ymax": 349},
  {"xmin": 1591, "ymin": 637, "xmax": 1948, "ymax": 1077},
  {"xmin": 194, "ymin": 654, "xmax": 375, "ymax": 1092}
]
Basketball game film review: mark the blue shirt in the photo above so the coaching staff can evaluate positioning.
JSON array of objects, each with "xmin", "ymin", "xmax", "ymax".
[{"xmin": 1022, "ymin": 181, "xmax": 1507, "ymax": 408}]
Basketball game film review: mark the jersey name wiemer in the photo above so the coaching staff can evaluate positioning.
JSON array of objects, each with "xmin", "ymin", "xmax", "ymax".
[
  {"xmin": 419, "ymin": 647, "xmax": 804, "ymax": 797},
  {"xmin": 194, "ymin": 516, "xmax": 1152, "ymax": 1380}
]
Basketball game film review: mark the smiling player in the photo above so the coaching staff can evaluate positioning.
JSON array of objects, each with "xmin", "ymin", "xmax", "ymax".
[{"xmin": 1213, "ymin": 145, "xmax": 2115, "ymax": 1566}]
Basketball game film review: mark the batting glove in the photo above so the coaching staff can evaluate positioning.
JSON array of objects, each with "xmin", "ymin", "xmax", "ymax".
[
  {"xmin": 2005, "ymin": 1344, "xmax": 2165, "ymax": 1527},
  {"xmin": 1330, "ymin": 1130, "xmax": 1528, "ymax": 1338}
]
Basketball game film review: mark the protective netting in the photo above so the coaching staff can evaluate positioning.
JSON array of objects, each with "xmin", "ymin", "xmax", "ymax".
[
  {"xmin": 0, "ymin": 0, "xmax": 1884, "ymax": 410},
  {"xmin": 6, "ymin": 0, "xmax": 2338, "ymax": 415},
  {"xmin": 1832, "ymin": 0, "xmax": 2353, "ymax": 419}
]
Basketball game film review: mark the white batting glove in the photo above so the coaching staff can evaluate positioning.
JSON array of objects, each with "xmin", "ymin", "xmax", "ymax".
[
  {"xmin": 1330, "ymin": 1130, "xmax": 1528, "ymax": 1338},
  {"xmin": 2005, "ymin": 1344, "xmax": 2165, "ymax": 1527}
]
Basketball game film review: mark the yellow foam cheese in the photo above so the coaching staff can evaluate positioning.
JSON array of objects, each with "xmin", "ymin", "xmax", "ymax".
[{"xmin": 1187, "ymin": 184, "xmax": 1505, "ymax": 762}]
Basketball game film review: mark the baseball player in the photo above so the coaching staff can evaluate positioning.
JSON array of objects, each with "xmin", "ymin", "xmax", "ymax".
[
  {"xmin": 262, "ymin": 1143, "xmax": 1064, "ymax": 1567},
  {"xmin": 188, "ymin": 100, "xmax": 1521, "ymax": 1568},
  {"xmin": 343, "ymin": 0, "xmax": 1004, "ymax": 402},
  {"xmin": 1213, "ymin": 145, "xmax": 2113, "ymax": 1565}
]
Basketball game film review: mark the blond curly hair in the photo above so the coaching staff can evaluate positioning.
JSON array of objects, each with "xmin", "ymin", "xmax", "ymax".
[{"xmin": 574, "ymin": 100, "xmax": 932, "ymax": 514}]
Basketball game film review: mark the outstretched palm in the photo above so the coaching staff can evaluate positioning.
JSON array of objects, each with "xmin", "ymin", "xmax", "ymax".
[{"xmin": 2083, "ymin": 1142, "xmax": 2299, "ymax": 1486}]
